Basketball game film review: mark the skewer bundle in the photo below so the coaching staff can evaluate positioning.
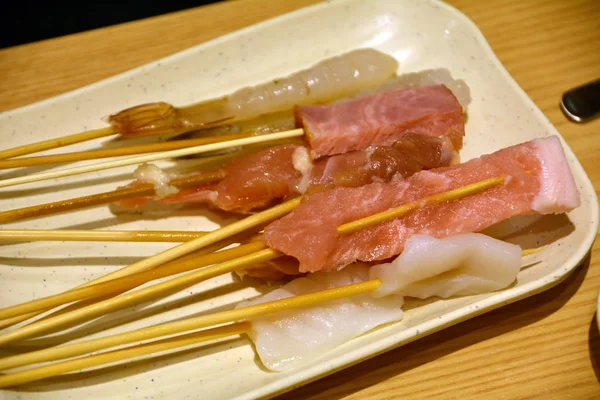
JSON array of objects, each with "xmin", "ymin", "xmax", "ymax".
[
  {"xmin": 0, "ymin": 48, "xmax": 580, "ymax": 390},
  {"xmin": 0, "ymin": 176, "xmax": 518, "ymax": 386}
]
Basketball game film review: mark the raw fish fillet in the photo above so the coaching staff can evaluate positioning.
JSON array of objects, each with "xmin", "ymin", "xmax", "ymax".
[
  {"xmin": 264, "ymin": 136, "xmax": 580, "ymax": 272},
  {"xmin": 237, "ymin": 264, "xmax": 404, "ymax": 371},
  {"xmin": 370, "ymin": 233, "xmax": 522, "ymax": 298},
  {"xmin": 297, "ymin": 85, "xmax": 465, "ymax": 159},
  {"xmin": 117, "ymin": 133, "xmax": 455, "ymax": 213},
  {"xmin": 242, "ymin": 234, "xmax": 519, "ymax": 370}
]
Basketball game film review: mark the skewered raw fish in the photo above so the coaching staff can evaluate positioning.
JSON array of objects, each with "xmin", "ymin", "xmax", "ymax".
[
  {"xmin": 116, "ymin": 133, "xmax": 456, "ymax": 213},
  {"xmin": 243, "ymin": 233, "xmax": 522, "ymax": 371},
  {"xmin": 108, "ymin": 49, "xmax": 399, "ymax": 136},
  {"xmin": 370, "ymin": 233, "xmax": 522, "ymax": 298},
  {"xmin": 237, "ymin": 264, "xmax": 404, "ymax": 371},
  {"xmin": 298, "ymin": 84, "xmax": 465, "ymax": 158},
  {"xmin": 264, "ymin": 136, "xmax": 580, "ymax": 272}
]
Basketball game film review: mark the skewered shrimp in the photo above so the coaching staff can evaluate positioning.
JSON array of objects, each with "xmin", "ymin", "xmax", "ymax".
[
  {"xmin": 108, "ymin": 48, "xmax": 399, "ymax": 136},
  {"xmin": 175, "ymin": 68, "xmax": 471, "ymax": 150}
]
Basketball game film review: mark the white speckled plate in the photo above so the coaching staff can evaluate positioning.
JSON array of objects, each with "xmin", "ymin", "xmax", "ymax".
[{"xmin": 0, "ymin": 0, "xmax": 597, "ymax": 399}]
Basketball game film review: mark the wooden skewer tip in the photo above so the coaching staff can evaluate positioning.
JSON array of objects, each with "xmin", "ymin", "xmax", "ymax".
[
  {"xmin": 0, "ymin": 127, "xmax": 116, "ymax": 160},
  {"xmin": 0, "ymin": 129, "xmax": 304, "ymax": 189}
]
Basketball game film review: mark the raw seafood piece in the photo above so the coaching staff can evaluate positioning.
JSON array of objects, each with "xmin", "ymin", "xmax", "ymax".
[
  {"xmin": 108, "ymin": 48, "xmax": 399, "ymax": 136},
  {"xmin": 176, "ymin": 68, "xmax": 472, "ymax": 146},
  {"xmin": 297, "ymin": 84, "xmax": 465, "ymax": 158},
  {"xmin": 244, "ymin": 233, "xmax": 521, "ymax": 371},
  {"xmin": 116, "ymin": 133, "xmax": 455, "ymax": 213},
  {"xmin": 264, "ymin": 136, "xmax": 580, "ymax": 272},
  {"xmin": 370, "ymin": 233, "xmax": 522, "ymax": 298},
  {"xmin": 237, "ymin": 264, "xmax": 404, "ymax": 371}
]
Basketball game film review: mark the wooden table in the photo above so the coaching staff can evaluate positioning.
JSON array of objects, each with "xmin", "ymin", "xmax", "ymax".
[{"xmin": 1, "ymin": 0, "xmax": 598, "ymax": 398}]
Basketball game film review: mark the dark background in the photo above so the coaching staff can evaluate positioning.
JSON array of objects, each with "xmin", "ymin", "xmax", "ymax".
[{"xmin": 2, "ymin": 1, "xmax": 221, "ymax": 49}]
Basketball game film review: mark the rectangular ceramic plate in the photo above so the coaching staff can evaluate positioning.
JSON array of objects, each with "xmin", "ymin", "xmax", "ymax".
[{"xmin": 0, "ymin": 0, "xmax": 598, "ymax": 399}]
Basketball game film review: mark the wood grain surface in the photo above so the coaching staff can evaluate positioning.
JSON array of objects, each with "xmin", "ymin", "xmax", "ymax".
[{"xmin": 1, "ymin": 0, "xmax": 599, "ymax": 399}]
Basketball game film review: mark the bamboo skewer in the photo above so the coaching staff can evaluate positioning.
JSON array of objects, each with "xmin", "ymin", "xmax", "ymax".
[
  {"xmin": 0, "ymin": 323, "xmax": 251, "ymax": 388},
  {"xmin": 521, "ymin": 247, "xmax": 543, "ymax": 256},
  {"xmin": 0, "ymin": 232, "xmax": 258, "ymax": 334},
  {"xmin": 0, "ymin": 170, "xmax": 224, "ymax": 224},
  {"xmin": 336, "ymin": 176, "xmax": 506, "ymax": 234},
  {"xmin": 88, "ymin": 197, "xmax": 299, "ymax": 281},
  {"xmin": 0, "ymin": 229, "xmax": 209, "ymax": 242},
  {"xmin": 0, "ymin": 248, "xmax": 276, "ymax": 347},
  {"xmin": 0, "ymin": 248, "xmax": 539, "ymax": 377},
  {"xmin": 0, "ymin": 198, "xmax": 298, "ymax": 333},
  {"xmin": 0, "ymin": 231, "xmax": 254, "ymax": 330},
  {"xmin": 0, "ymin": 127, "xmax": 116, "ymax": 160},
  {"xmin": 0, "ymin": 174, "xmax": 504, "ymax": 227},
  {"xmin": 0, "ymin": 278, "xmax": 380, "ymax": 376},
  {"xmin": 0, "ymin": 294, "xmax": 126, "ymax": 334},
  {"xmin": 0, "ymin": 132, "xmax": 258, "ymax": 169},
  {"xmin": 0, "ymin": 246, "xmax": 542, "ymax": 334},
  {"xmin": 0, "ymin": 212, "xmax": 261, "ymax": 331},
  {"xmin": 0, "ymin": 129, "xmax": 305, "ymax": 189},
  {"xmin": 0, "ymin": 242, "xmax": 269, "ymax": 323},
  {"xmin": 0, "ymin": 229, "xmax": 260, "ymax": 244},
  {"xmin": 0, "ymin": 232, "xmax": 255, "ymax": 331},
  {"xmin": 0, "ymin": 246, "xmax": 273, "ymax": 347},
  {"xmin": 2, "ymin": 236, "xmax": 260, "ymax": 331}
]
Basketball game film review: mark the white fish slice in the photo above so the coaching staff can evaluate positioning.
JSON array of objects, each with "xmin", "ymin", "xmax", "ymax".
[
  {"xmin": 370, "ymin": 233, "xmax": 522, "ymax": 299},
  {"xmin": 243, "ymin": 233, "xmax": 522, "ymax": 371},
  {"xmin": 237, "ymin": 264, "xmax": 404, "ymax": 371},
  {"xmin": 0, "ymin": 232, "xmax": 518, "ymax": 386}
]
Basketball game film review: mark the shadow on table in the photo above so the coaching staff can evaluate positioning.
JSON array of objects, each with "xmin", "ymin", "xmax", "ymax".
[
  {"xmin": 589, "ymin": 312, "xmax": 600, "ymax": 383},
  {"xmin": 276, "ymin": 252, "xmax": 592, "ymax": 400}
]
